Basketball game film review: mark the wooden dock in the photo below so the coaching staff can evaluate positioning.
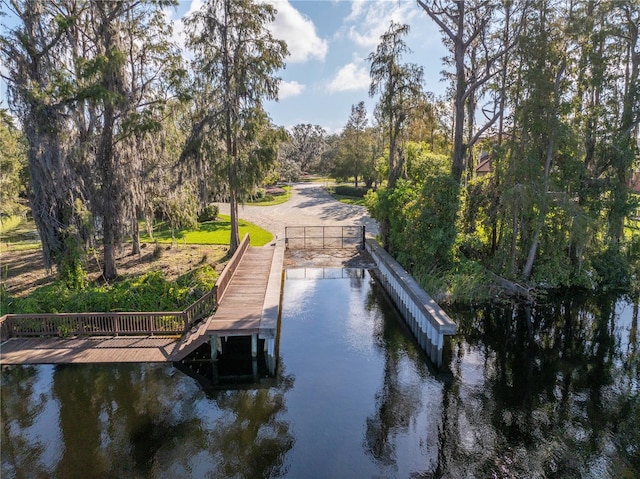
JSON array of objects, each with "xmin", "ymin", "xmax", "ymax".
[
  {"xmin": 0, "ymin": 336, "xmax": 178, "ymax": 364},
  {"xmin": 207, "ymin": 247, "xmax": 273, "ymax": 334},
  {"xmin": 0, "ymin": 243, "xmax": 282, "ymax": 365},
  {"xmin": 168, "ymin": 246, "xmax": 278, "ymax": 361}
]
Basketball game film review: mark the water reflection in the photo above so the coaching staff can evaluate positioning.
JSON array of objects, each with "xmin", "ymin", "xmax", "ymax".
[
  {"xmin": 1, "ymin": 366, "xmax": 50, "ymax": 478},
  {"xmin": 2, "ymin": 276, "xmax": 639, "ymax": 478},
  {"xmin": 364, "ymin": 283, "xmax": 429, "ymax": 467},
  {"xmin": 1, "ymin": 363, "xmax": 294, "ymax": 478},
  {"xmin": 443, "ymin": 293, "xmax": 639, "ymax": 477}
]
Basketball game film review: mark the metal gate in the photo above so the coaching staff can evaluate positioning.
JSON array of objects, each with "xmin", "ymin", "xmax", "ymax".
[{"xmin": 284, "ymin": 226, "xmax": 365, "ymax": 249}]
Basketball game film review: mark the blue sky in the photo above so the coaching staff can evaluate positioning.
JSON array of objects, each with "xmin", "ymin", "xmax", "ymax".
[
  {"xmin": 169, "ymin": 0, "xmax": 449, "ymax": 132},
  {"xmin": 1, "ymin": 0, "xmax": 450, "ymax": 134}
]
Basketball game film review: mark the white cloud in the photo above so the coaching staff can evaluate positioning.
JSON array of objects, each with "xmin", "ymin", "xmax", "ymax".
[
  {"xmin": 163, "ymin": 0, "xmax": 204, "ymax": 53},
  {"xmin": 345, "ymin": 1, "xmax": 366, "ymax": 22},
  {"xmin": 264, "ymin": 0, "xmax": 328, "ymax": 63},
  {"xmin": 327, "ymin": 62, "xmax": 370, "ymax": 93},
  {"xmin": 344, "ymin": 0, "xmax": 419, "ymax": 49},
  {"xmin": 279, "ymin": 80, "xmax": 306, "ymax": 99}
]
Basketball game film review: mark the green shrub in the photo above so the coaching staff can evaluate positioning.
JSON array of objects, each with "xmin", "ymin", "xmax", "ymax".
[
  {"xmin": 592, "ymin": 244, "xmax": 631, "ymax": 292},
  {"xmin": 334, "ymin": 185, "xmax": 370, "ymax": 198},
  {"xmin": 177, "ymin": 265, "xmax": 218, "ymax": 297},
  {"xmin": 198, "ymin": 204, "xmax": 219, "ymax": 222},
  {"xmin": 0, "ymin": 284, "xmax": 17, "ymax": 315},
  {"xmin": 10, "ymin": 267, "xmax": 218, "ymax": 314}
]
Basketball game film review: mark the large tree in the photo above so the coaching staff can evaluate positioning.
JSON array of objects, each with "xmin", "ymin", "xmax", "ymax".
[
  {"xmin": 1, "ymin": 0, "xmax": 91, "ymax": 281},
  {"xmin": 184, "ymin": 0, "xmax": 287, "ymax": 253},
  {"xmin": 417, "ymin": 0, "xmax": 526, "ymax": 183},
  {"xmin": 333, "ymin": 101, "xmax": 370, "ymax": 187},
  {"xmin": 368, "ymin": 21, "xmax": 424, "ymax": 190},
  {"xmin": 367, "ymin": 21, "xmax": 424, "ymax": 250},
  {"xmin": 1, "ymin": 0, "xmax": 180, "ymax": 281},
  {"xmin": 280, "ymin": 123, "xmax": 326, "ymax": 174}
]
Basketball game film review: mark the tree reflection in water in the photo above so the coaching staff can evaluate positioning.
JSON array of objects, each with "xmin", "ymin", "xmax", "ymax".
[
  {"xmin": 364, "ymin": 288, "xmax": 426, "ymax": 467},
  {"xmin": 1, "ymin": 366, "xmax": 50, "ymax": 478},
  {"xmin": 1, "ymin": 362, "xmax": 294, "ymax": 478},
  {"xmin": 437, "ymin": 292, "xmax": 639, "ymax": 478}
]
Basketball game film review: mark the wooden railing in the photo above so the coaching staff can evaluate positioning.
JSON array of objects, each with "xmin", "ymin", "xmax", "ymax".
[
  {"xmin": 183, "ymin": 286, "xmax": 217, "ymax": 330},
  {"xmin": 216, "ymin": 233, "xmax": 250, "ymax": 303},
  {"xmin": 0, "ymin": 234, "xmax": 252, "ymax": 340},
  {"xmin": 0, "ymin": 311, "xmax": 186, "ymax": 338}
]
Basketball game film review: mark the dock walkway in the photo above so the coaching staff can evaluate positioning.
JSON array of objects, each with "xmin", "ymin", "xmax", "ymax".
[{"xmin": 0, "ymin": 243, "xmax": 282, "ymax": 365}]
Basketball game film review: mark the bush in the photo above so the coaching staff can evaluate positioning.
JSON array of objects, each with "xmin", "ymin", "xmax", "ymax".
[
  {"xmin": 198, "ymin": 204, "xmax": 219, "ymax": 222},
  {"xmin": 9, "ymin": 267, "xmax": 219, "ymax": 314},
  {"xmin": 0, "ymin": 284, "xmax": 17, "ymax": 315},
  {"xmin": 592, "ymin": 244, "xmax": 631, "ymax": 292},
  {"xmin": 177, "ymin": 265, "xmax": 218, "ymax": 297},
  {"xmin": 334, "ymin": 185, "xmax": 370, "ymax": 198}
]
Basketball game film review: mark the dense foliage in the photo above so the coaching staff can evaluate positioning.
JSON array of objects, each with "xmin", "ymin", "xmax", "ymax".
[
  {"xmin": 0, "ymin": 110, "xmax": 27, "ymax": 220},
  {"xmin": 1, "ymin": 266, "xmax": 218, "ymax": 315},
  {"xmin": 357, "ymin": 2, "xmax": 640, "ymax": 301}
]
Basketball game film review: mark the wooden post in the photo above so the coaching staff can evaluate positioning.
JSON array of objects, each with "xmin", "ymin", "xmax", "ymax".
[
  {"xmin": 252, "ymin": 358, "xmax": 258, "ymax": 381},
  {"xmin": 251, "ymin": 334, "xmax": 258, "ymax": 358},
  {"xmin": 210, "ymin": 334, "xmax": 219, "ymax": 361}
]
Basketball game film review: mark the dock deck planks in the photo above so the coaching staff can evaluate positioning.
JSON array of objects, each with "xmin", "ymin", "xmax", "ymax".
[
  {"xmin": 0, "ymin": 336, "xmax": 178, "ymax": 364},
  {"xmin": 205, "ymin": 247, "xmax": 274, "ymax": 336}
]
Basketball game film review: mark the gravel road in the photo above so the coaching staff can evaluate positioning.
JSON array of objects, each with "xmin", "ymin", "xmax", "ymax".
[{"xmin": 216, "ymin": 182, "xmax": 379, "ymax": 242}]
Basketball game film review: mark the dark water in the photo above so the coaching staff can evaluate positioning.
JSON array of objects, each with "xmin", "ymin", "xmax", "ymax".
[{"xmin": 1, "ymin": 269, "xmax": 638, "ymax": 478}]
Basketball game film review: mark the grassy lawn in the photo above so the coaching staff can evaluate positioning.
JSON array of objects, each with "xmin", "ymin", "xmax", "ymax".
[
  {"xmin": 0, "ymin": 215, "xmax": 41, "ymax": 252},
  {"xmin": 330, "ymin": 193, "xmax": 367, "ymax": 206},
  {"xmin": 0, "ymin": 213, "xmax": 273, "ymax": 252},
  {"xmin": 141, "ymin": 214, "xmax": 273, "ymax": 246},
  {"xmin": 300, "ymin": 175, "xmax": 335, "ymax": 184},
  {"xmin": 326, "ymin": 183, "xmax": 369, "ymax": 206},
  {"xmin": 247, "ymin": 185, "xmax": 292, "ymax": 206}
]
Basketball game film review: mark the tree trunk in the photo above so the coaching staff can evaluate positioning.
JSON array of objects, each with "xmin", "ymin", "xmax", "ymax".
[
  {"xmin": 610, "ymin": 10, "xmax": 639, "ymax": 243},
  {"xmin": 229, "ymin": 185, "xmax": 240, "ymax": 254},
  {"xmin": 98, "ymin": 106, "xmax": 119, "ymax": 281},
  {"xmin": 131, "ymin": 209, "xmax": 140, "ymax": 256},
  {"xmin": 522, "ymin": 127, "xmax": 557, "ymax": 280},
  {"xmin": 452, "ymin": 48, "xmax": 467, "ymax": 183},
  {"xmin": 451, "ymin": 0, "xmax": 467, "ymax": 183},
  {"xmin": 103, "ymin": 225, "xmax": 118, "ymax": 281}
]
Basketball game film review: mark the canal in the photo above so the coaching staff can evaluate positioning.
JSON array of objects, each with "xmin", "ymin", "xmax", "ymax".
[{"xmin": 1, "ymin": 268, "xmax": 638, "ymax": 478}]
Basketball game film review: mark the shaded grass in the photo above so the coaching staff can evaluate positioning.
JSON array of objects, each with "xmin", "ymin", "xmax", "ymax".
[
  {"xmin": 330, "ymin": 194, "xmax": 367, "ymax": 206},
  {"xmin": 0, "ymin": 215, "xmax": 23, "ymax": 233},
  {"xmin": 247, "ymin": 186, "xmax": 292, "ymax": 206},
  {"xmin": 141, "ymin": 214, "xmax": 273, "ymax": 246},
  {"xmin": 1, "ymin": 216, "xmax": 41, "ymax": 252}
]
